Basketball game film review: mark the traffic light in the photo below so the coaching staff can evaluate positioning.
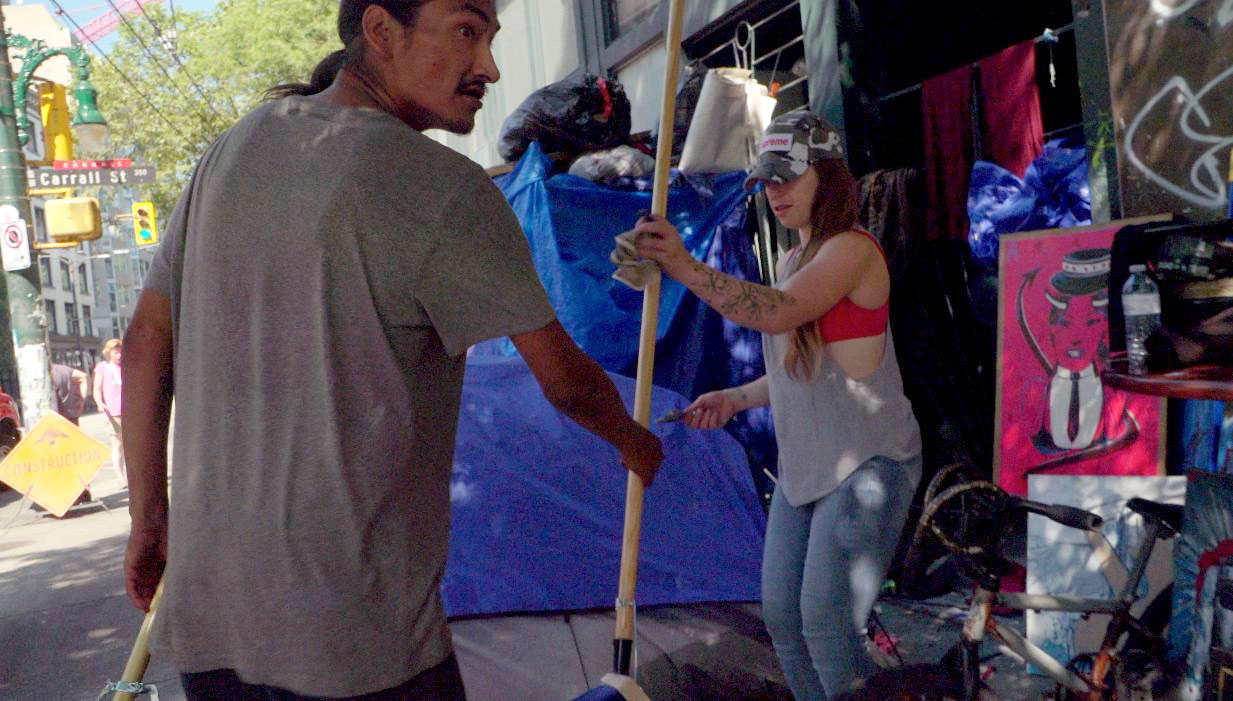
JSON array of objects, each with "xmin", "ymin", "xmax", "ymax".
[{"xmin": 132, "ymin": 201, "xmax": 157, "ymax": 246}]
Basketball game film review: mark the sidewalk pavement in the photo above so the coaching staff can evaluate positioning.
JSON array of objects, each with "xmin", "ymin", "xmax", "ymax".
[
  {"xmin": 0, "ymin": 414, "xmax": 1055, "ymax": 700},
  {"xmin": 0, "ymin": 412, "xmax": 187, "ymax": 701}
]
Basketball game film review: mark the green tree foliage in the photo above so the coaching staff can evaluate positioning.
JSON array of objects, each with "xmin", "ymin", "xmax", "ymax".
[{"xmin": 86, "ymin": 0, "xmax": 337, "ymax": 213}]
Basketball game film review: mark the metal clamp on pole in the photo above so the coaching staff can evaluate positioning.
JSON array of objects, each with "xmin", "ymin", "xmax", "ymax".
[{"xmin": 98, "ymin": 681, "xmax": 158, "ymax": 700}]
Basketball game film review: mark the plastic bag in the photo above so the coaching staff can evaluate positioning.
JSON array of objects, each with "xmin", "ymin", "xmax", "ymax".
[
  {"xmin": 497, "ymin": 74, "xmax": 632, "ymax": 163},
  {"xmin": 678, "ymin": 68, "xmax": 776, "ymax": 174},
  {"xmin": 567, "ymin": 145, "xmax": 655, "ymax": 185}
]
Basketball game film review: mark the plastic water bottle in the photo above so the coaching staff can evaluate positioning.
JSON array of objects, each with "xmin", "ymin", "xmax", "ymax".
[{"xmin": 1122, "ymin": 264, "xmax": 1161, "ymax": 375}]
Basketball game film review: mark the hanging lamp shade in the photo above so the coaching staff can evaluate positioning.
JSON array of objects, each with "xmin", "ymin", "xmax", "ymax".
[{"xmin": 70, "ymin": 79, "xmax": 108, "ymax": 152}]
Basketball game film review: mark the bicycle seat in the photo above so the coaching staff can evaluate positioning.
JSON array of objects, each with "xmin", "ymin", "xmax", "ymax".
[{"xmin": 1126, "ymin": 498, "xmax": 1183, "ymax": 536}]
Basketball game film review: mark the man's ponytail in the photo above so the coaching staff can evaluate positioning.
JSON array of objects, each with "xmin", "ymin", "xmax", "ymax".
[{"xmin": 265, "ymin": 49, "xmax": 349, "ymax": 100}]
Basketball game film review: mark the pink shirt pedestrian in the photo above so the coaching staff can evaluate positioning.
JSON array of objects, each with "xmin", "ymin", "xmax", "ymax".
[{"xmin": 97, "ymin": 360, "xmax": 122, "ymax": 417}]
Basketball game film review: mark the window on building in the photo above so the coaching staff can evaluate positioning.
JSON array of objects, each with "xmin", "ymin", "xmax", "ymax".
[
  {"xmin": 77, "ymin": 264, "xmax": 88, "ymax": 294},
  {"xmin": 59, "ymin": 261, "xmax": 71, "ymax": 291},
  {"xmin": 33, "ymin": 207, "xmax": 48, "ymax": 243},
  {"xmin": 602, "ymin": 0, "xmax": 658, "ymax": 42},
  {"xmin": 82, "ymin": 306, "xmax": 92, "ymax": 336},
  {"xmin": 105, "ymin": 258, "xmax": 114, "ymax": 279},
  {"xmin": 44, "ymin": 300, "xmax": 57, "ymax": 335},
  {"xmin": 109, "ymin": 290, "xmax": 117, "ymax": 312},
  {"xmin": 39, "ymin": 257, "xmax": 52, "ymax": 289},
  {"xmin": 66, "ymin": 303, "xmax": 79, "ymax": 336}
]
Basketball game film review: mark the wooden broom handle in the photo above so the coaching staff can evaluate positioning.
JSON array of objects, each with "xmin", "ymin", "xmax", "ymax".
[
  {"xmin": 614, "ymin": 0, "xmax": 687, "ymax": 648},
  {"xmin": 114, "ymin": 578, "xmax": 164, "ymax": 700}
]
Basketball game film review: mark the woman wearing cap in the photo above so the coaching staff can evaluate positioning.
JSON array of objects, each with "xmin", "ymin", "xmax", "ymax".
[{"xmin": 631, "ymin": 107, "xmax": 922, "ymax": 699}]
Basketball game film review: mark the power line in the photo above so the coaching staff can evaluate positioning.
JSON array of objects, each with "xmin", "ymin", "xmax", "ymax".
[
  {"xmin": 102, "ymin": 0, "xmax": 225, "ymax": 127},
  {"xmin": 134, "ymin": 1, "xmax": 241, "ymax": 119},
  {"xmin": 45, "ymin": 0, "xmax": 195, "ymax": 145}
]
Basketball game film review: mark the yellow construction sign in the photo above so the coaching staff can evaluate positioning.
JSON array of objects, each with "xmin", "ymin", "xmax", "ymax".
[{"xmin": 0, "ymin": 412, "xmax": 109, "ymax": 517}]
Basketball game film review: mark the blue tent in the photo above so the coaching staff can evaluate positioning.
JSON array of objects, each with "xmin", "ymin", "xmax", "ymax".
[{"xmin": 443, "ymin": 143, "xmax": 773, "ymax": 617}]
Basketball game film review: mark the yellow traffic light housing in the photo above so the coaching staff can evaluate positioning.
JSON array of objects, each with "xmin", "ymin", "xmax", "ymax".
[
  {"xmin": 44, "ymin": 196, "xmax": 101, "ymax": 242},
  {"xmin": 132, "ymin": 201, "xmax": 158, "ymax": 246},
  {"xmin": 39, "ymin": 83, "xmax": 73, "ymax": 163}
]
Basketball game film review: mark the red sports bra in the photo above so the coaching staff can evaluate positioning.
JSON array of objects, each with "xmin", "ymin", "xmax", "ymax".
[{"xmin": 786, "ymin": 229, "xmax": 889, "ymax": 343}]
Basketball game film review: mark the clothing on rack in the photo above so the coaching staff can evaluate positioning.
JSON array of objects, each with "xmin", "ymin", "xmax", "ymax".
[
  {"xmin": 978, "ymin": 41, "xmax": 1044, "ymax": 179},
  {"xmin": 799, "ymin": 0, "xmax": 842, "ymax": 125},
  {"xmin": 922, "ymin": 64, "xmax": 975, "ymax": 242},
  {"xmin": 859, "ymin": 167, "xmax": 993, "ymax": 475},
  {"xmin": 922, "ymin": 40, "xmax": 1045, "ymax": 241}
]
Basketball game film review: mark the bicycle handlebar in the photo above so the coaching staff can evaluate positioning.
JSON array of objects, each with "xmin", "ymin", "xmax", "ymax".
[{"xmin": 1012, "ymin": 497, "xmax": 1104, "ymax": 531}]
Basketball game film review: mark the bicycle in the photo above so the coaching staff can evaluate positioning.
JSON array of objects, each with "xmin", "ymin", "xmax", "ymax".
[{"xmin": 847, "ymin": 477, "xmax": 1183, "ymax": 701}]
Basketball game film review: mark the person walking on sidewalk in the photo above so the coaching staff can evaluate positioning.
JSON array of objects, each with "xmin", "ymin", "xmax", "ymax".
[
  {"xmin": 51, "ymin": 362, "xmax": 87, "ymax": 425},
  {"xmin": 630, "ymin": 108, "xmax": 922, "ymax": 700},
  {"xmin": 121, "ymin": 0, "xmax": 663, "ymax": 699},
  {"xmin": 92, "ymin": 339, "xmax": 125, "ymax": 488}
]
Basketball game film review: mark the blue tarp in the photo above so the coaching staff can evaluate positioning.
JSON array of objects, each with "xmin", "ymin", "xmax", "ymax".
[
  {"xmin": 444, "ymin": 355, "xmax": 767, "ymax": 616},
  {"xmin": 967, "ymin": 137, "xmax": 1092, "ymax": 268},
  {"xmin": 477, "ymin": 142, "xmax": 776, "ymax": 490},
  {"xmin": 442, "ymin": 143, "xmax": 774, "ymax": 617}
]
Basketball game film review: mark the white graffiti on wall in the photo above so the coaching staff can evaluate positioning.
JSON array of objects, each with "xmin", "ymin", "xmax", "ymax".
[
  {"xmin": 1149, "ymin": 0, "xmax": 1233, "ymax": 25},
  {"xmin": 1123, "ymin": 63, "xmax": 1233, "ymax": 210}
]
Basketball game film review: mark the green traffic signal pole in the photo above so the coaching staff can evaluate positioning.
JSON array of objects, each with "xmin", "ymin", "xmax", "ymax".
[{"xmin": 0, "ymin": 15, "xmax": 55, "ymax": 429}]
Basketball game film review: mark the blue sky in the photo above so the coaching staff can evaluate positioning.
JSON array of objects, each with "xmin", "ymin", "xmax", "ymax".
[{"xmin": 29, "ymin": 0, "xmax": 218, "ymax": 52}]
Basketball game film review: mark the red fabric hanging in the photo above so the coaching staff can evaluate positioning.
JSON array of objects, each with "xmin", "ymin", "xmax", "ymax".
[
  {"xmin": 979, "ymin": 40, "xmax": 1045, "ymax": 179},
  {"xmin": 922, "ymin": 64, "xmax": 974, "ymax": 242},
  {"xmin": 920, "ymin": 40, "xmax": 1046, "ymax": 240}
]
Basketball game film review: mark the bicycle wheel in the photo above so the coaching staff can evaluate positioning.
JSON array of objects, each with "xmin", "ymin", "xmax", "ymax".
[
  {"xmin": 833, "ymin": 663, "xmax": 964, "ymax": 700},
  {"xmin": 920, "ymin": 480, "xmax": 1009, "ymax": 556},
  {"xmin": 923, "ymin": 462, "xmax": 980, "ymax": 507},
  {"xmin": 900, "ymin": 475, "xmax": 1006, "ymax": 598}
]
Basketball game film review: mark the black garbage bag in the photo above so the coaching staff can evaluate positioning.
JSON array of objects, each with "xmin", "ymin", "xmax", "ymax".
[{"xmin": 498, "ymin": 74, "xmax": 632, "ymax": 163}]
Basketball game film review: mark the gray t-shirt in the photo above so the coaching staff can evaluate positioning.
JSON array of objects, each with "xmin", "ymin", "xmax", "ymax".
[{"xmin": 143, "ymin": 96, "xmax": 555, "ymax": 696}]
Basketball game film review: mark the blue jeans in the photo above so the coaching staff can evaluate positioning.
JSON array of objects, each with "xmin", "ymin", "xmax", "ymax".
[{"xmin": 761, "ymin": 454, "xmax": 921, "ymax": 700}]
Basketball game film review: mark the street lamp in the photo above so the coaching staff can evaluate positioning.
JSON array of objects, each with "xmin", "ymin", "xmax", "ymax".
[
  {"xmin": 70, "ymin": 76, "xmax": 107, "ymax": 152},
  {"xmin": 0, "ymin": 22, "xmax": 109, "ymax": 429},
  {"xmin": 7, "ymin": 34, "xmax": 109, "ymax": 151}
]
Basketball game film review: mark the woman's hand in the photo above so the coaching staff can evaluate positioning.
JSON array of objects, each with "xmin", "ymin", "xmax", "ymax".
[
  {"xmin": 631, "ymin": 214, "xmax": 693, "ymax": 278},
  {"xmin": 682, "ymin": 389, "xmax": 739, "ymax": 429}
]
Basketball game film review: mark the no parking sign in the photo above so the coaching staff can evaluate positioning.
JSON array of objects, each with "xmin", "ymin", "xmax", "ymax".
[{"xmin": 0, "ymin": 205, "xmax": 30, "ymax": 272}]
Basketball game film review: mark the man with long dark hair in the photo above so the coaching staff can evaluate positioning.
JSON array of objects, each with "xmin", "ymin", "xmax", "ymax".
[{"xmin": 120, "ymin": 1, "xmax": 662, "ymax": 698}]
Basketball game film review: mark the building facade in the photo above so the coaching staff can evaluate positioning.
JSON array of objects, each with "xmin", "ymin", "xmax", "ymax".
[{"xmin": 6, "ymin": 4, "xmax": 108, "ymax": 371}]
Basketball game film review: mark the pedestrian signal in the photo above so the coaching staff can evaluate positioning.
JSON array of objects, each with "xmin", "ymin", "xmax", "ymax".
[{"xmin": 132, "ymin": 201, "xmax": 157, "ymax": 246}]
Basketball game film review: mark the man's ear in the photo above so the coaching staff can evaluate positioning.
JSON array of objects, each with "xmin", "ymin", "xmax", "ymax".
[{"xmin": 360, "ymin": 4, "xmax": 400, "ymax": 59}]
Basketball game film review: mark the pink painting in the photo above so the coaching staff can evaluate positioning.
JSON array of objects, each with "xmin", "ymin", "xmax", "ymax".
[{"xmin": 994, "ymin": 222, "xmax": 1166, "ymax": 496}]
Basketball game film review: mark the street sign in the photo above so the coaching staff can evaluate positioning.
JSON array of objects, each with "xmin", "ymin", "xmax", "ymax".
[
  {"xmin": 53, "ymin": 159, "xmax": 132, "ymax": 170},
  {"xmin": 26, "ymin": 166, "xmax": 156, "ymax": 189},
  {"xmin": 0, "ymin": 205, "xmax": 30, "ymax": 272},
  {"xmin": 0, "ymin": 412, "xmax": 109, "ymax": 517}
]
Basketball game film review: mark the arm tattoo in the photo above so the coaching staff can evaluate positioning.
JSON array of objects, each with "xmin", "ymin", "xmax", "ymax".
[{"xmin": 691, "ymin": 261, "xmax": 796, "ymax": 322}]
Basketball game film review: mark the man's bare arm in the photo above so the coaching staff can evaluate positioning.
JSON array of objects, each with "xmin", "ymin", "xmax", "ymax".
[
  {"xmin": 511, "ymin": 320, "xmax": 662, "ymax": 486},
  {"xmin": 121, "ymin": 289, "xmax": 174, "ymax": 611}
]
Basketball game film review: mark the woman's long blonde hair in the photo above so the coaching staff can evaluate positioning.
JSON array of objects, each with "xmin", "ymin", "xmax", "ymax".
[{"xmin": 781, "ymin": 159, "xmax": 860, "ymax": 381}]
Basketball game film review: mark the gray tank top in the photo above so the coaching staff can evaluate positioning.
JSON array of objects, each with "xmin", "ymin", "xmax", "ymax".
[{"xmin": 763, "ymin": 321, "xmax": 922, "ymax": 507}]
